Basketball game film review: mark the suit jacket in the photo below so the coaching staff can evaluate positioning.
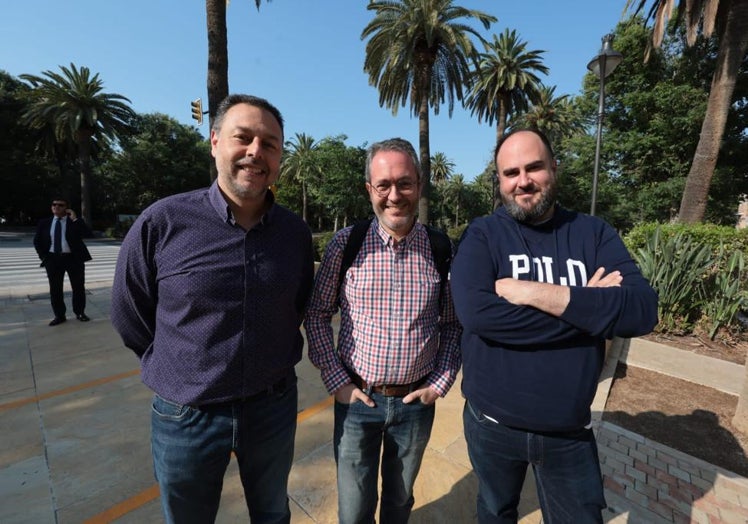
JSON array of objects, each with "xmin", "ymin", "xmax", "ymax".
[{"xmin": 34, "ymin": 217, "xmax": 93, "ymax": 267}]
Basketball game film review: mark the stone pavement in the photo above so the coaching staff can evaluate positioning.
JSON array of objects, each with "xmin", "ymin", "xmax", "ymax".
[{"xmin": 1, "ymin": 280, "xmax": 747, "ymax": 523}]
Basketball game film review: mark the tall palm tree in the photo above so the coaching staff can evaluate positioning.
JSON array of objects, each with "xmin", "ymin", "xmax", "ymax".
[
  {"xmin": 430, "ymin": 152, "xmax": 455, "ymax": 185},
  {"xmin": 281, "ymin": 133, "xmax": 321, "ymax": 223},
  {"xmin": 465, "ymin": 28, "xmax": 549, "ymax": 143},
  {"xmin": 205, "ymin": 0, "xmax": 270, "ymax": 181},
  {"xmin": 626, "ymin": 0, "xmax": 748, "ymax": 224},
  {"xmin": 510, "ymin": 84, "xmax": 586, "ymax": 145},
  {"xmin": 21, "ymin": 63, "xmax": 135, "ymax": 225},
  {"xmin": 362, "ymin": 0, "xmax": 495, "ymax": 225},
  {"xmin": 444, "ymin": 173, "xmax": 466, "ymax": 226}
]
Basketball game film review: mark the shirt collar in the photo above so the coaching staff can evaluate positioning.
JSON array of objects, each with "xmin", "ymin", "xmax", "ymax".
[
  {"xmin": 373, "ymin": 218, "xmax": 420, "ymax": 249},
  {"xmin": 208, "ymin": 180, "xmax": 277, "ymax": 227}
]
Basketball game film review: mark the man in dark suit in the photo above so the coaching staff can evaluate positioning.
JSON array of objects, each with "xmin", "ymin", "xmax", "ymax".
[{"xmin": 33, "ymin": 197, "xmax": 93, "ymax": 326}]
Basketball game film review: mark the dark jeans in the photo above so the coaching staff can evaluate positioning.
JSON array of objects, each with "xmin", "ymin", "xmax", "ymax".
[
  {"xmin": 334, "ymin": 393, "xmax": 435, "ymax": 524},
  {"xmin": 463, "ymin": 400, "xmax": 606, "ymax": 524},
  {"xmin": 44, "ymin": 254, "xmax": 86, "ymax": 318},
  {"xmin": 151, "ymin": 382, "xmax": 297, "ymax": 524}
]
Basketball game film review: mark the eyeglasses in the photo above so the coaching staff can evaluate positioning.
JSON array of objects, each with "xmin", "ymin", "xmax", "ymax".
[
  {"xmin": 51, "ymin": 203, "xmax": 67, "ymax": 207},
  {"xmin": 367, "ymin": 180, "xmax": 418, "ymax": 198}
]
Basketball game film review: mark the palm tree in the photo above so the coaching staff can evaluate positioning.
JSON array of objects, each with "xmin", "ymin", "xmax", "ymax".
[
  {"xmin": 430, "ymin": 152, "xmax": 455, "ymax": 185},
  {"xmin": 362, "ymin": 0, "xmax": 495, "ymax": 225},
  {"xmin": 626, "ymin": 0, "xmax": 748, "ymax": 224},
  {"xmin": 281, "ymin": 133, "xmax": 321, "ymax": 223},
  {"xmin": 205, "ymin": 0, "xmax": 270, "ymax": 181},
  {"xmin": 21, "ymin": 63, "xmax": 135, "ymax": 225},
  {"xmin": 510, "ymin": 84, "xmax": 586, "ymax": 145},
  {"xmin": 444, "ymin": 174, "xmax": 467, "ymax": 227},
  {"xmin": 465, "ymin": 28, "xmax": 549, "ymax": 144}
]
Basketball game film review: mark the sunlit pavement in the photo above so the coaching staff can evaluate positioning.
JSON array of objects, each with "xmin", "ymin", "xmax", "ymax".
[{"xmin": 0, "ymin": 283, "xmax": 550, "ymax": 523}]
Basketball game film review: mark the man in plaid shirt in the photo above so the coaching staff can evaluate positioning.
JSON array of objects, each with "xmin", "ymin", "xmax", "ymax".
[{"xmin": 305, "ymin": 137, "xmax": 462, "ymax": 524}]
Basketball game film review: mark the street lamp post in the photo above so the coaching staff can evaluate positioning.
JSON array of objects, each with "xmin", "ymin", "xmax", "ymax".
[{"xmin": 587, "ymin": 34, "xmax": 622, "ymax": 216}]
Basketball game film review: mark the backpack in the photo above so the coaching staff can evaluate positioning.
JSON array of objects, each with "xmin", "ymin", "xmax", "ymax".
[{"xmin": 337, "ymin": 218, "xmax": 452, "ymax": 303}]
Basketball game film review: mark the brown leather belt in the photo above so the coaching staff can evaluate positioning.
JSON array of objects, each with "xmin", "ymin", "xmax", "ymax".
[{"xmin": 349, "ymin": 372, "xmax": 426, "ymax": 397}]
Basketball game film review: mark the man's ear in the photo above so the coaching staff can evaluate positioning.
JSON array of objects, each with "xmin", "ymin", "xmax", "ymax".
[{"xmin": 210, "ymin": 130, "xmax": 218, "ymax": 157}]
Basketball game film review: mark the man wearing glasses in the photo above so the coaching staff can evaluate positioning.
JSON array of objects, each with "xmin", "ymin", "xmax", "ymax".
[
  {"xmin": 33, "ymin": 197, "xmax": 92, "ymax": 326},
  {"xmin": 305, "ymin": 137, "xmax": 461, "ymax": 523}
]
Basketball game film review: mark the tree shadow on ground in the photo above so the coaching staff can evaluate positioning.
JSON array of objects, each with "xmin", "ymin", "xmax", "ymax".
[
  {"xmin": 410, "ymin": 469, "xmax": 542, "ymax": 523},
  {"xmin": 602, "ymin": 362, "xmax": 748, "ymax": 521},
  {"xmin": 604, "ymin": 362, "xmax": 748, "ymax": 476},
  {"xmin": 605, "ymin": 408, "xmax": 748, "ymax": 477}
]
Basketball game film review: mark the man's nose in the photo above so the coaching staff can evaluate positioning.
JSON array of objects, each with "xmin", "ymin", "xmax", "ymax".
[
  {"xmin": 387, "ymin": 185, "xmax": 406, "ymax": 200},
  {"xmin": 516, "ymin": 171, "xmax": 532, "ymax": 186},
  {"xmin": 245, "ymin": 137, "xmax": 262, "ymax": 158}
]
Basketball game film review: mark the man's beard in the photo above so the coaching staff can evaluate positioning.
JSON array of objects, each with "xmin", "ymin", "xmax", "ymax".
[{"xmin": 500, "ymin": 184, "xmax": 557, "ymax": 223}]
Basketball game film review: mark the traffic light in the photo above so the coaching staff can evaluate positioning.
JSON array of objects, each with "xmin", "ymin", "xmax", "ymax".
[{"xmin": 190, "ymin": 98, "xmax": 203, "ymax": 125}]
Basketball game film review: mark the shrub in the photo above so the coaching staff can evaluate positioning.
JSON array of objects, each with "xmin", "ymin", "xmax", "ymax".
[
  {"xmin": 624, "ymin": 223, "xmax": 748, "ymax": 339},
  {"xmin": 313, "ymin": 231, "xmax": 335, "ymax": 262},
  {"xmin": 447, "ymin": 224, "xmax": 468, "ymax": 246}
]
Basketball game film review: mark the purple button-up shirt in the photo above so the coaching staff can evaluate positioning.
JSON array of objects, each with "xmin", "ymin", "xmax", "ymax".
[{"xmin": 111, "ymin": 182, "xmax": 314, "ymax": 406}]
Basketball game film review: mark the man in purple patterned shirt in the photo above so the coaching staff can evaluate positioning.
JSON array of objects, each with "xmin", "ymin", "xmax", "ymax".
[
  {"xmin": 304, "ymin": 137, "xmax": 462, "ymax": 524},
  {"xmin": 112, "ymin": 94, "xmax": 314, "ymax": 523}
]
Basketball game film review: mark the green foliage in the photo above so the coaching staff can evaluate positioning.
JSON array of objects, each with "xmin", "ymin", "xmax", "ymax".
[
  {"xmin": 97, "ymin": 113, "xmax": 210, "ymax": 218},
  {"xmin": 20, "ymin": 63, "xmax": 136, "ymax": 225},
  {"xmin": 633, "ymin": 227, "xmax": 713, "ymax": 332},
  {"xmin": 465, "ymin": 28, "xmax": 549, "ymax": 136},
  {"xmin": 556, "ymin": 18, "xmax": 747, "ymax": 228},
  {"xmin": 625, "ymin": 223, "xmax": 748, "ymax": 338},
  {"xmin": 447, "ymin": 224, "xmax": 468, "ymax": 245},
  {"xmin": 0, "ymin": 70, "xmax": 52, "ymax": 222},
  {"xmin": 312, "ymin": 231, "xmax": 335, "ymax": 262},
  {"xmin": 701, "ymin": 248, "xmax": 747, "ymax": 339},
  {"xmin": 624, "ymin": 222, "xmax": 748, "ymax": 256}
]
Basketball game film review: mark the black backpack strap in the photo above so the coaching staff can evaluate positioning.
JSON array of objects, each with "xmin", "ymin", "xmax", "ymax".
[
  {"xmin": 424, "ymin": 225, "xmax": 452, "ymax": 303},
  {"xmin": 338, "ymin": 219, "xmax": 373, "ymax": 295}
]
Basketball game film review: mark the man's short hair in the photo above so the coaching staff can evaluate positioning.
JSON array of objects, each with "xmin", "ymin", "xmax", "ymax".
[
  {"xmin": 365, "ymin": 137, "xmax": 421, "ymax": 183},
  {"xmin": 211, "ymin": 94, "xmax": 284, "ymax": 136},
  {"xmin": 493, "ymin": 128, "xmax": 555, "ymax": 167}
]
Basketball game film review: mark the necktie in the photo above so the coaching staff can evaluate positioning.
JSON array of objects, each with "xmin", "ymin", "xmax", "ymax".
[{"xmin": 54, "ymin": 218, "xmax": 62, "ymax": 254}]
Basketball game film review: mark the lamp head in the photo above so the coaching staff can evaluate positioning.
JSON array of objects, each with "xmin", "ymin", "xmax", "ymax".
[{"xmin": 587, "ymin": 34, "xmax": 623, "ymax": 79}]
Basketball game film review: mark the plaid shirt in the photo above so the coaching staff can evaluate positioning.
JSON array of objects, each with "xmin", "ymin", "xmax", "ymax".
[{"xmin": 305, "ymin": 219, "xmax": 461, "ymax": 396}]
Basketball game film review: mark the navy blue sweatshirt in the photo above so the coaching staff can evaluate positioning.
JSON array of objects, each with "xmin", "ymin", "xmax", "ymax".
[{"xmin": 451, "ymin": 206, "xmax": 658, "ymax": 432}]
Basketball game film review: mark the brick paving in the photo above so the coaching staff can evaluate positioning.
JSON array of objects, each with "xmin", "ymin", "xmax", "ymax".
[{"xmin": 598, "ymin": 421, "xmax": 748, "ymax": 523}]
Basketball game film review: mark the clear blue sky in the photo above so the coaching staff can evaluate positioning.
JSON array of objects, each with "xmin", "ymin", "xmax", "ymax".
[{"xmin": 2, "ymin": 0, "xmax": 629, "ymax": 181}]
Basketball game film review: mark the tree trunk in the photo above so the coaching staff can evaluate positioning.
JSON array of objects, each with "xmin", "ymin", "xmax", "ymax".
[
  {"xmin": 735, "ymin": 371, "xmax": 748, "ymax": 433},
  {"xmin": 302, "ymin": 181, "xmax": 308, "ymax": 223},
  {"xmin": 678, "ymin": 0, "xmax": 748, "ymax": 224},
  {"xmin": 418, "ymin": 92, "xmax": 431, "ymax": 225},
  {"xmin": 77, "ymin": 131, "xmax": 93, "ymax": 226},
  {"xmin": 206, "ymin": 0, "xmax": 229, "ymax": 183},
  {"xmin": 492, "ymin": 97, "xmax": 509, "ymax": 210}
]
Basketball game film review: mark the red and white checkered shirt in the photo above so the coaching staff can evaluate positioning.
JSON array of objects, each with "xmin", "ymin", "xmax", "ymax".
[{"xmin": 305, "ymin": 220, "xmax": 462, "ymax": 396}]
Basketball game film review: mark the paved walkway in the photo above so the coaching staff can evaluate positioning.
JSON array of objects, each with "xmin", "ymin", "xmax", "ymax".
[{"xmin": 1, "ymin": 281, "xmax": 747, "ymax": 523}]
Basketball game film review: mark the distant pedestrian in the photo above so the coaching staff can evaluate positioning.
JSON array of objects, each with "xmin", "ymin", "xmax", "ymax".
[
  {"xmin": 33, "ymin": 197, "xmax": 92, "ymax": 326},
  {"xmin": 111, "ymin": 94, "xmax": 314, "ymax": 523}
]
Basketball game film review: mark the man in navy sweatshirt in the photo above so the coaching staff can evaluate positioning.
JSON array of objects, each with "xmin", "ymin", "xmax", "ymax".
[{"xmin": 450, "ymin": 128, "xmax": 658, "ymax": 523}]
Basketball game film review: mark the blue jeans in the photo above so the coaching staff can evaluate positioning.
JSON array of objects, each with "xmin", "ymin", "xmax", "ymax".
[
  {"xmin": 463, "ymin": 400, "xmax": 605, "ymax": 524},
  {"xmin": 334, "ymin": 393, "xmax": 435, "ymax": 524},
  {"xmin": 150, "ymin": 381, "xmax": 297, "ymax": 524}
]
